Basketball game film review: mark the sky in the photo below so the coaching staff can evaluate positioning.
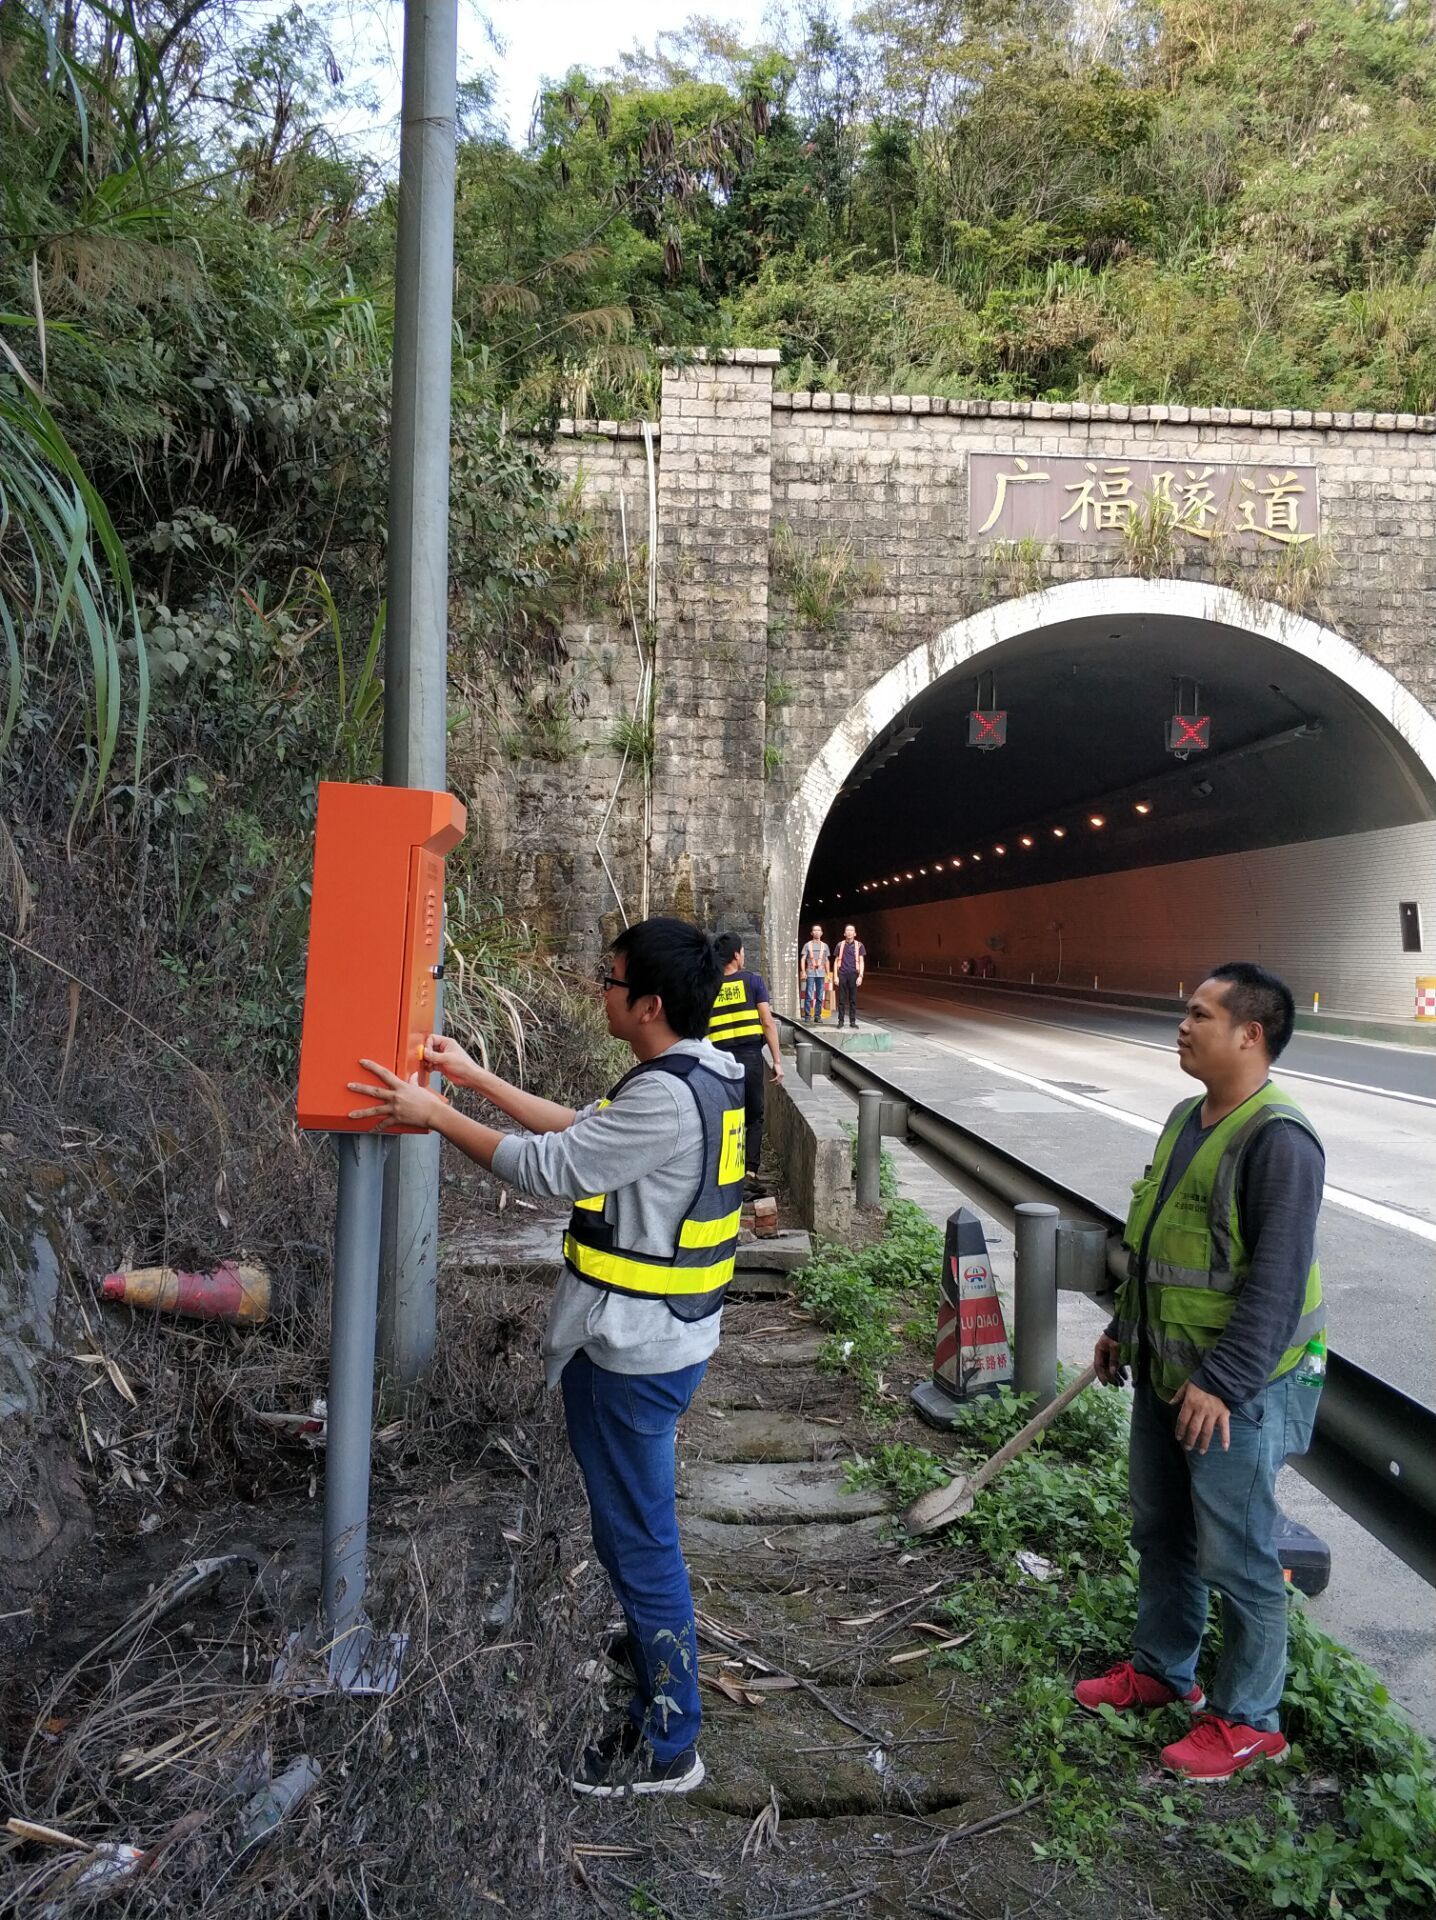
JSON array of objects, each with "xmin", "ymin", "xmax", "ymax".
[{"xmin": 311, "ymin": 0, "xmax": 783, "ymax": 155}]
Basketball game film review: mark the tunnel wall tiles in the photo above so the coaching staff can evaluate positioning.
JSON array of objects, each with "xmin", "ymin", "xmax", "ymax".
[
  {"xmin": 493, "ymin": 370, "xmax": 1436, "ymax": 998},
  {"xmin": 855, "ymin": 821, "xmax": 1436, "ymax": 1020}
]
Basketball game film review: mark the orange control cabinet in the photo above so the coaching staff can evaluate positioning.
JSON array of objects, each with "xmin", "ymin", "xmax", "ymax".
[{"xmin": 296, "ymin": 782, "xmax": 467, "ymax": 1132}]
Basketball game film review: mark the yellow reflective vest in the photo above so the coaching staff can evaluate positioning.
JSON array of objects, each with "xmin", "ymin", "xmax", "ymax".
[
  {"xmin": 563, "ymin": 1054, "xmax": 746, "ymax": 1321},
  {"xmin": 1115, "ymin": 1083, "xmax": 1325, "ymax": 1400},
  {"xmin": 707, "ymin": 971, "xmax": 766, "ymax": 1049}
]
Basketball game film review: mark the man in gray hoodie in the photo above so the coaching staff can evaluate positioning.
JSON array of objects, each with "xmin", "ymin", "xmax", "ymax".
[{"xmin": 349, "ymin": 918, "xmax": 745, "ymax": 1799}]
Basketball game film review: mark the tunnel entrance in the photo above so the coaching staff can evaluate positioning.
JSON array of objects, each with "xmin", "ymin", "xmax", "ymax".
[{"xmin": 772, "ymin": 579, "xmax": 1436, "ymax": 1019}]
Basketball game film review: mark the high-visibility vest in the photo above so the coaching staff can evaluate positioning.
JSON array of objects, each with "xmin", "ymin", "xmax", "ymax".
[
  {"xmin": 562, "ymin": 1053, "xmax": 746, "ymax": 1321},
  {"xmin": 1115, "ymin": 1083, "xmax": 1326, "ymax": 1400},
  {"xmin": 707, "ymin": 972, "xmax": 765, "ymax": 1049}
]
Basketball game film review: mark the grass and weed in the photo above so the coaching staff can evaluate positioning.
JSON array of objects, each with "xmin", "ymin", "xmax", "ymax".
[
  {"xmin": 793, "ymin": 1195, "xmax": 942, "ymax": 1404},
  {"xmin": 856, "ymin": 1371, "xmax": 1436, "ymax": 1915}
]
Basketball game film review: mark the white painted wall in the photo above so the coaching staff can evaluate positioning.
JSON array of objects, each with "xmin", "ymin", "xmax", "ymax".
[{"xmin": 860, "ymin": 822, "xmax": 1436, "ymax": 1018}]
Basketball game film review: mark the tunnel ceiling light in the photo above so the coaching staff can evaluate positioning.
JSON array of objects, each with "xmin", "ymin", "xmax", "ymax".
[
  {"xmin": 1053, "ymin": 826, "xmax": 1067, "ymax": 839},
  {"xmin": 994, "ymin": 844, "xmax": 1007, "ymax": 856},
  {"xmin": 953, "ymin": 858, "xmax": 964, "ymax": 868},
  {"xmin": 1020, "ymin": 835, "xmax": 1034, "ymax": 848},
  {"xmin": 1134, "ymin": 801, "xmax": 1152, "ymax": 815},
  {"xmin": 935, "ymin": 861, "xmax": 944, "ymax": 871},
  {"xmin": 906, "ymin": 871, "xmax": 915, "ymax": 879},
  {"xmin": 920, "ymin": 867, "xmax": 928, "ymax": 875},
  {"xmin": 1089, "ymin": 814, "xmax": 1106, "ymax": 828},
  {"xmin": 972, "ymin": 853, "xmax": 983, "ymax": 862}
]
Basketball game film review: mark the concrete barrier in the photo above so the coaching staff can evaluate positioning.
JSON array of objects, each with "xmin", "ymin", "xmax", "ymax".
[{"xmin": 767, "ymin": 1075, "xmax": 853, "ymax": 1243}]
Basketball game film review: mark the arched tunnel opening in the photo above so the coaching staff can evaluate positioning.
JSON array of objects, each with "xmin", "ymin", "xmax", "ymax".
[{"xmin": 799, "ymin": 607, "xmax": 1436, "ymax": 1017}]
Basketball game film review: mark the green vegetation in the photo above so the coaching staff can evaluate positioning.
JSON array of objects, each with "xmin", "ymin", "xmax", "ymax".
[
  {"xmin": 770, "ymin": 522, "xmax": 885, "ymax": 635},
  {"xmin": 851, "ymin": 1377, "xmax": 1436, "ymax": 1915},
  {"xmin": 795, "ymin": 1195, "xmax": 943, "ymax": 1400}
]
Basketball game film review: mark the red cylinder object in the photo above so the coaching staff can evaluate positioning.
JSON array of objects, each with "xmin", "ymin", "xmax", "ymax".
[{"xmin": 98, "ymin": 1260, "xmax": 270, "ymax": 1325}]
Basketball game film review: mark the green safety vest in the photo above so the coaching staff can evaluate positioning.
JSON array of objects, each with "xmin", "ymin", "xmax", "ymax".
[
  {"xmin": 563, "ymin": 1053, "xmax": 746, "ymax": 1321},
  {"xmin": 1115, "ymin": 1082, "xmax": 1326, "ymax": 1401},
  {"xmin": 707, "ymin": 972, "xmax": 765, "ymax": 1048}
]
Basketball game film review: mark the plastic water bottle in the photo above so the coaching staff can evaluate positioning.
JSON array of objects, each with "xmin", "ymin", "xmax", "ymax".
[{"xmin": 1295, "ymin": 1336, "xmax": 1326, "ymax": 1387}]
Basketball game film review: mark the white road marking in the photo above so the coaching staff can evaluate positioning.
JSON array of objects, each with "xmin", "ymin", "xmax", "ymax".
[
  {"xmin": 908, "ymin": 1028, "xmax": 1436, "ymax": 1246},
  {"xmin": 880, "ymin": 986, "xmax": 1436, "ymax": 1109}
]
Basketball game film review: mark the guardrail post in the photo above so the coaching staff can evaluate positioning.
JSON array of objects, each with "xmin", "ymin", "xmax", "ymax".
[
  {"xmin": 1014, "ymin": 1202, "xmax": 1060, "ymax": 1409},
  {"xmin": 795, "ymin": 1040, "xmax": 815, "ymax": 1087},
  {"xmin": 856, "ymin": 1089, "xmax": 883, "ymax": 1208}
]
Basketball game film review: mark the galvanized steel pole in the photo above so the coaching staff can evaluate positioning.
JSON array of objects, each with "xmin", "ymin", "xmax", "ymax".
[
  {"xmin": 1013, "ymin": 1202, "xmax": 1060, "ymax": 1409},
  {"xmin": 323, "ymin": 1133, "xmax": 388, "ymax": 1646},
  {"xmin": 378, "ymin": 0, "xmax": 460, "ymax": 1387}
]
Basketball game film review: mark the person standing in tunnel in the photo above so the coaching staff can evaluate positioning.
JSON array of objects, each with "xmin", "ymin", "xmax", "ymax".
[
  {"xmin": 346, "ymin": 918, "xmax": 745, "ymax": 1798},
  {"xmin": 832, "ymin": 923, "xmax": 866, "ymax": 1029},
  {"xmin": 1075, "ymin": 962, "xmax": 1326, "ymax": 1782},
  {"xmin": 706, "ymin": 934, "xmax": 784, "ymax": 1194},
  {"xmin": 799, "ymin": 924, "xmax": 831, "ymax": 1023}
]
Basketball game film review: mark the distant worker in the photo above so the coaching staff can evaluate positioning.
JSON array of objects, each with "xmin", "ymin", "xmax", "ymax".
[
  {"xmin": 1076, "ymin": 963, "xmax": 1326, "ymax": 1782},
  {"xmin": 707, "ymin": 933, "xmax": 784, "ymax": 1193},
  {"xmin": 347, "ymin": 918, "xmax": 744, "ymax": 1798},
  {"xmin": 832, "ymin": 923, "xmax": 866, "ymax": 1029},
  {"xmin": 799, "ymin": 923, "xmax": 831, "ymax": 1023}
]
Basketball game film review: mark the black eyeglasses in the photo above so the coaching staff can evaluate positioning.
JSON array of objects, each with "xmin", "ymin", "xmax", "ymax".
[{"xmin": 597, "ymin": 970, "xmax": 626, "ymax": 992}]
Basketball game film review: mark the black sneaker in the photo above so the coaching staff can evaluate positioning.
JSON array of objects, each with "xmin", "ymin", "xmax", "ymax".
[{"xmin": 570, "ymin": 1723, "xmax": 705, "ymax": 1797}]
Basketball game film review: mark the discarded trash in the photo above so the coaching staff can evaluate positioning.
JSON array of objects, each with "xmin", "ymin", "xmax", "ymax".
[
  {"xmin": 1015, "ymin": 1551, "xmax": 1056, "ymax": 1582},
  {"xmin": 7, "ymin": 1821, "xmax": 146, "ymax": 1916},
  {"xmin": 99, "ymin": 1260, "xmax": 270, "ymax": 1325},
  {"xmin": 866, "ymin": 1746, "xmax": 890, "ymax": 1776},
  {"xmin": 238, "ymin": 1755, "xmax": 322, "ymax": 1845}
]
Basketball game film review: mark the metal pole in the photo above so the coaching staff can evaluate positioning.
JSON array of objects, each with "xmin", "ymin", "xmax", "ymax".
[
  {"xmin": 856, "ymin": 1088, "xmax": 883, "ymax": 1209},
  {"xmin": 323, "ymin": 1133, "xmax": 387, "ymax": 1648},
  {"xmin": 378, "ymin": 0, "xmax": 460, "ymax": 1388},
  {"xmin": 1013, "ymin": 1202, "xmax": 1059, "ymax": 1409},
  {"xmin": 795, "ymin": 1040, "xmax": 815, "ymax": 1087}
]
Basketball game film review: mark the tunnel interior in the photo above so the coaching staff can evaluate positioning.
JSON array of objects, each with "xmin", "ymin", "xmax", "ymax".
[{"xmin": 802, "ymin": 612, "xmax": 1436, "ymax": 923}]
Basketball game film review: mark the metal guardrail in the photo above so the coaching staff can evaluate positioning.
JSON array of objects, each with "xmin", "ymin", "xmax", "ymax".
[{"xmin": 782, "ymin": 1017, "xmax": 1436, "ymax": 1587}]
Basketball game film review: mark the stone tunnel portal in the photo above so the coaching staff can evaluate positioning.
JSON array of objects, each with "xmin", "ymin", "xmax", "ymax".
[{"xmin": 779, "ymin": 579, "xmax": 1436, "ymax": 1020}]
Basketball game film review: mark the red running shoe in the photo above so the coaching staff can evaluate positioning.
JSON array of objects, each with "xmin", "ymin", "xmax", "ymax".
[
  {"xmin": 1073, "ymin": 1660, "xmax": 1206, "ymax": 1716},
  {"xmin": 1161, "ymin": 1714, "xmax": 1290, "ymax": 1782}
]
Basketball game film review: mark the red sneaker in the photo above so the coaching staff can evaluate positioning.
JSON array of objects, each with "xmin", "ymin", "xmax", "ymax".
[
  {"xmin": 1073, "ymin": 1660, "xmax": 1206, "ymax": 1716},
  {"xmin": 1161, "ymin": 1714, "xmax": 1289, "ymax": 1782}
]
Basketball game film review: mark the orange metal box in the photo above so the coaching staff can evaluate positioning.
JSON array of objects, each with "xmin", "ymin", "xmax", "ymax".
[{"xmin": 296, "ymin": 782, "xmax": 466, "ymax": 1132}]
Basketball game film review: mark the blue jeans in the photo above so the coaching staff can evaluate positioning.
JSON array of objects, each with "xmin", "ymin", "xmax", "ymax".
[
  {"xmin": 802, "ymin": 972, "xmax": 826, "ymax": 1019},
  {"xmin": 561, "ymin": 1351, "xmax": 707, "ymax": 1761},
  {"xmin": 1129, "ymin": 1372, "xmax": 1320, "ymax": 1730}
]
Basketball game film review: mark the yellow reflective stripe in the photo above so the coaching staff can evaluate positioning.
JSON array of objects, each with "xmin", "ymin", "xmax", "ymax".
[
  {"xmin": 719, "ymin": 1108, "xmax": 746, "ymax": 1184},
  {"xmin": 679, "ymin": 1206, "xmax": 742, "ymax": 1249},
  {"xmin": 563, "ymin": 1236, "xmax": 734, "ymax": 1295},
  {"xmin": 709, "ymin": 1010, "xmax": 763, "ymax": 1034},
  {"xmin": 574, "ymin": 1193, "xmax": 605, "ymax": 1212}
]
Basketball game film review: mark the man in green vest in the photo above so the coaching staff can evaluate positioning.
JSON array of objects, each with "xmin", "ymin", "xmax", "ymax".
[{"xmin": 1074, "ymin": 962, "xmax": 1326, "ymax": 1782}]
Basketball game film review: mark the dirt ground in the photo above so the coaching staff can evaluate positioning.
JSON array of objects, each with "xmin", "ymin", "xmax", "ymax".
[{"xmin": 1, "ymin": 1200, "xmax": 1265, "ymax": 1920}]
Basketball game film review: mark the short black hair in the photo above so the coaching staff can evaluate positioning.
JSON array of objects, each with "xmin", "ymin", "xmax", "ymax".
[
  {"xmin": 713, "ymin": 932, "xmax": 744, "ymax": 966},
  {"xmin": 611, "ymin": 917, "xmax": 724, "ymax": 1039},
  {"xmin": 1208, "ymin": 962, "xmax": 1296, "ymax": 1059}
]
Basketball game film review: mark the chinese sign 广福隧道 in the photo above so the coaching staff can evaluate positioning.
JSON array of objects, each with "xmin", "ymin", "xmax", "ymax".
[{"xmin": 968, "ymin": 453, "xmax": 1320, "ymax": 547}]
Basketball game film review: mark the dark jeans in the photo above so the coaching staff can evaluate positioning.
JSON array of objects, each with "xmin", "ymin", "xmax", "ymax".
[
  {"xmin": 561, "ymin": 1351, "xmax": 708, "ymax": 1761},
  {"xmin": 1129, "ymin": 1372, "xmax": 1320, "ymax": 1729},
  {"xmin": 726, "ymin": 1043, "xmax": 765, "ymax": 1175},
  {"xmin": 836, "ymin": 974, "xmax": 859, "ymax": 1025}
]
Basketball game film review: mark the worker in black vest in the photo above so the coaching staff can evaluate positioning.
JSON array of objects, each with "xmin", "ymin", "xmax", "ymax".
[{"xmin": 706, "ymin": 935, "xmax": 784, "ymax": 1194}]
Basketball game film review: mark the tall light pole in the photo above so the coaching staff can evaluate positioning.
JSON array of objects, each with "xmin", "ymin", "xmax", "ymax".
[{"xmin": 378, "ymin": 0, "xmax": 459, "ymax": 1388}]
